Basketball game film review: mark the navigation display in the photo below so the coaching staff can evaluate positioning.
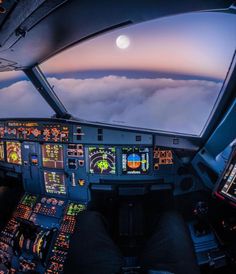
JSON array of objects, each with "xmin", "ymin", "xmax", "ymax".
[
  {"xmin": 88, "ymin": 147, "xmax": 116, "ymax": 174},
  {"xmin": 122, "ymin": 147, "xmax": 149, "ymax": 174},
  {"xmin": 42, "ymin": 144, "xmax": 64, "ymax": 169},
  {"xmin": 6, "ymin": 141, "xmax": 22, "ymax": 165},
  {"xmin": 0, "ymin": 141, "xmax": 4, "ymax": 161},
  {"xmin": 44, "ymin": 171, "xmax": 66, "ymax": 195},
  {"xmin": 217, "ymin": 148, "xmax": 236, "ymax": 203}
]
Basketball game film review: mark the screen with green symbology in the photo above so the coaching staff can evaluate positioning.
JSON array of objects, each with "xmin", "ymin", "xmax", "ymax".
[{"xmin": 88, "ymin": 147, "xmax": 116, "ymax": 175}]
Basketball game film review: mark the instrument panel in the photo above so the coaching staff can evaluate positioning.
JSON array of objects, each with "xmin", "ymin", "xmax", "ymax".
[
  {"xmin": 0, "ymin": 118, "xmax": 199, "ymax": 203},
  {"xmin": 0, "ymin": 119, "xmax": 208, "ymax": 272},
  {"xmin": 0, "ymin": 121, "xmax": 70, "ymax": 142}
]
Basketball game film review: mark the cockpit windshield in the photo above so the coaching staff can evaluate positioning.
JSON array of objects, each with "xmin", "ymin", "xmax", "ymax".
[
  {"xmin": 40, "ymin": 12, "xmax": 236, "ymax": 135},
  {"xmin": 1, "ymin": 11, "xmax": 236, "ymax": 135}
]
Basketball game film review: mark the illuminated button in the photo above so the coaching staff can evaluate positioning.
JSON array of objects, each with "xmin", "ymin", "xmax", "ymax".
[
  {"xmin": 79, "ymin": 160, "xmax": 84, "ymax": 166},
  {"xmin": 78, "ymin": 179, "xmax": 85, "ymax": 186},
  {"xmin": 41, "ymin": 197, "xmax": 47, "ymax": 203},
  {"xmin": 58, "ymin": 200, "xmax": 64, "ymax": 206},
  {"xmin": 52, "ymin": 199, "xmax": 58, "ymax": 205}
]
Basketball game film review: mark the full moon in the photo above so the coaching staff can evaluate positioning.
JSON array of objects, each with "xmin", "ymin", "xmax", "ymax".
[{"xmin": 116, "ymin": 35, "xmax": 130, "ymax": 49}]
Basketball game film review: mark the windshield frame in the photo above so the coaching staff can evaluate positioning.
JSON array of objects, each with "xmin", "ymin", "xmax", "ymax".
[{"xmin": 200, "ymin": 51, "xmax": 236, "ymax": 140}]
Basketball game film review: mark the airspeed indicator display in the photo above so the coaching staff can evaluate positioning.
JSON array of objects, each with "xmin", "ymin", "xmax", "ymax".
[{"xmin": 89, "ymin": 147, "xmax": 116, "ymax": 175}]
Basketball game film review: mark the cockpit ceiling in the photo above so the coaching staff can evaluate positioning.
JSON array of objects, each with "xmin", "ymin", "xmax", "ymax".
[{"xmin": 0, "ymin": 0, "xmax": 235, "ymax": 71}]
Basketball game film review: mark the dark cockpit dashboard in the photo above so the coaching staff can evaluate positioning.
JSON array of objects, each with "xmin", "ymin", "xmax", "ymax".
[
  {"xmin": 0, "ymin": 118, "xmax": 203, "ymax": 273},
  {"xmin": 0, "ymin": 118, "xmax": 235, "ymax": 203},
  {"xmin": 0, "ymin": 118, "xmax": 188, "ymax": 202},
  {"xmin": 0, "ymin": 116, "xmax": 235, "ymax": 274},
  {"xmin": 0, "ymin": 118, "xmax": 235, "ymax": 274}
]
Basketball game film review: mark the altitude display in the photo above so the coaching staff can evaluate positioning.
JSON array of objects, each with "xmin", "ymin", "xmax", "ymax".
[
  {"xmin": 0, "ymin": 141, "xmax": 4, "ymax": 161},
  {"xmin": 89, "ymin": 147, "xmax": 116, "ymax": 174},
  {"xmin": 219, "ymin": 151, "xmax": 236, "ymax": 203},
  {"xmin": 44, "ymin": 171, "xmax": 66, "ymax": 195},
  {"xmin": 6, "ymin": 141, "xmax": 22, "ymax": 165},
  {"xmin": 42, "ymin": 144, "xmax": 64, "ymax": 169},
  {"xmin": 122, "ymin": 147, "xmax": 149, "ymax": 174}
]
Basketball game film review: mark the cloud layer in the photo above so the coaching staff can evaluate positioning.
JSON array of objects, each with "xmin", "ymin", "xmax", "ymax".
[
  {"xmin": 0, "ymin": 80, "xmax": 53, "ymax": 117},
  {"xmin": 0, "ymin": 76, "xmax": 222, "ymax": 135}
]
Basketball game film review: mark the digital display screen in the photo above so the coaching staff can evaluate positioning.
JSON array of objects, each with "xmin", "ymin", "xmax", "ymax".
[
  {"xmin": 44, "ymin": 171, "xmax": 66, "ymax": 195},
  {"xmin": 42, "ymin": 144, "xmax": 64, "ymax": 169},
  {"xmin": 0, "ymin": 141, "xmax": 4, "ymax": 161},
  {"xmin": 122, "ymin": 147, "xmax": 149, "ymax": 174},
  {"xmin": 153, "ymin": 147, "xmax": 174, "ymax": 170},
  {"xmin": 21, "ymin": 194, "xmax": 37, "ymax": 207},
  {"xmin": 219, "ymin": 149, "xmax": 236, "ymax": 203},
  {"xmin": 6, "ymin": 141, "xmax": 22, "ymax": 165},
  {"xmin": 66, "ymin": 203, "xmax": 86, "ymax": 216},
  {"xmin": 88, "ymin": 147, "xmax": 116, "ymax": 174}
]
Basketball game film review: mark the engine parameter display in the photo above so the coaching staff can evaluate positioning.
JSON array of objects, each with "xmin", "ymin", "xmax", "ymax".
[
  {"xmin": 88, "ymin": 147, "xmax": 116, "ymax": 174},
  {"xmin": 42, "ymin": 144, "xmax": 64, "ymax": 169},
  {"xmin": 0, "ymin": 141, "xmax": 4, "ymax": 161},
  {"xmin": 6, "ymin": 141, "xmax": 22, "ymax": 165},
  {"xmin": 44, "ymin": 171, "xmax": 66, "ymax": 195},
  {"xmin": 122, "ymin": 147, "xmax": 149, "ymax": 174}
]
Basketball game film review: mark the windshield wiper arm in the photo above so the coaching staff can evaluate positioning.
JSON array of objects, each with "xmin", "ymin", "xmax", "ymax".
[{"xmin": 24, "ymin": 66, "xmax": 71, "ymax": 119}]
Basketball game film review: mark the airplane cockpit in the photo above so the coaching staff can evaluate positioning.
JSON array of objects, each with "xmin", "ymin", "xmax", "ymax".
[{"xmin": 0, "ymin": 1, "xmax": 235, "ymax": 273}]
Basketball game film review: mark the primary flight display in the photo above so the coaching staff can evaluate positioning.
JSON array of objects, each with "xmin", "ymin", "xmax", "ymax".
[{"xmin": 122, "ymin": 147, "xmax": 149, "ymax": 174}]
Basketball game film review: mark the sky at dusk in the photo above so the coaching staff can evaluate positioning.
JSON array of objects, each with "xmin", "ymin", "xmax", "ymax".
[
  {"xmin": 41, "ymin": 12, "xmax": 236, "ymax": 80},
  {"xmin": 0, "ymin": 11, "xmax": 235, "ymax": 135}
]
